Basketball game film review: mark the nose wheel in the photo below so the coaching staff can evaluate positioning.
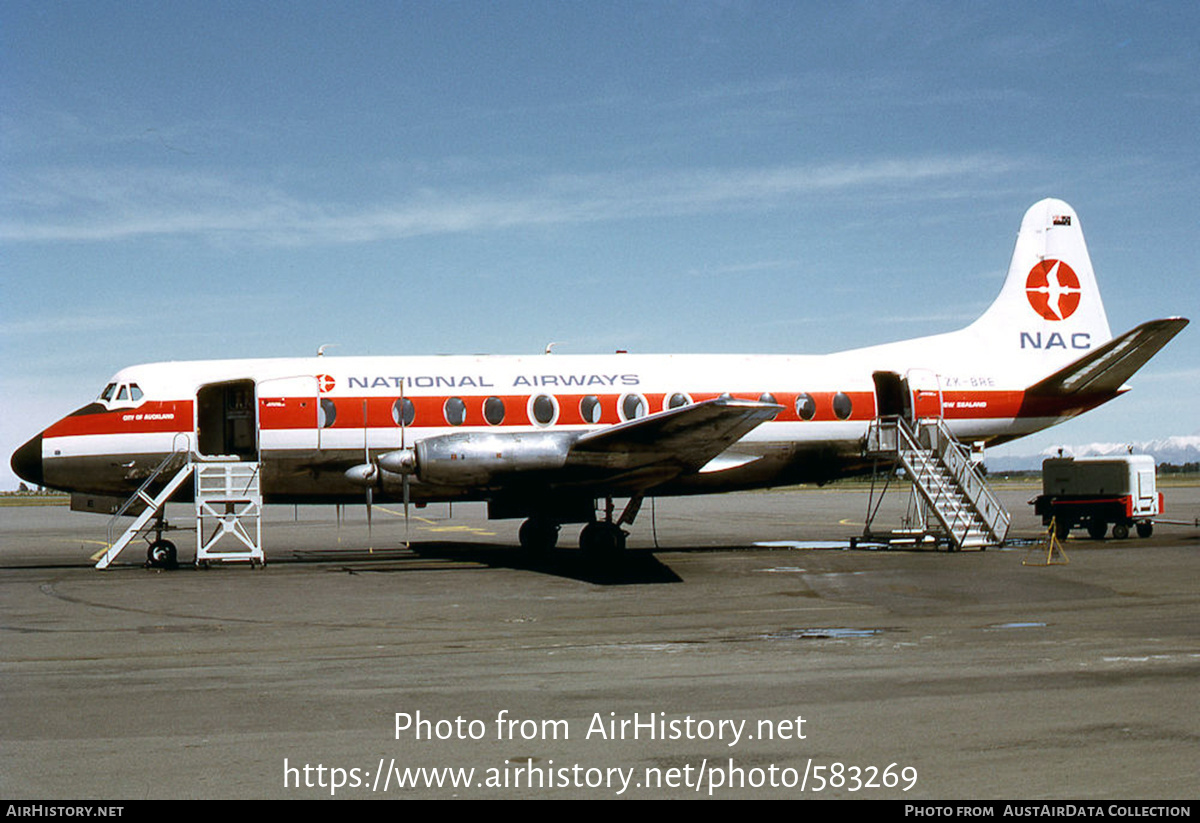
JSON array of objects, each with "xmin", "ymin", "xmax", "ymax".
[{"xmin": 146, "ymin": 539, "xmax": 178, "ymax": 570}]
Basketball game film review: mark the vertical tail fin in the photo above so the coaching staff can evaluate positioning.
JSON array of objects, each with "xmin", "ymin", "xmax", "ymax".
[{"xmin": 966, "ymin": 199, "xmax": 1113, "ymax": 380}]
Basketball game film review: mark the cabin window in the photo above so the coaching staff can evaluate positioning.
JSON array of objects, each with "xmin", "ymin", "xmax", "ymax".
[
  {"xmin": 116, "ymin": 386, "xmax": 129, "ymax": 401},
  {"xmin": 795, "ymin": 393, "xmax": 816, "ymax": 420},
  {"xmin": 100, "ymin": 383, "xmax": 117, "ymax": 402},
  {"xmin": 580, "ymin": 395, "xmax": 602, "ymax": 424},
  {"xmin": 530, "ymin": 394, "xmax": 558, "ymax": 426},
  {"xmin": 667, "ymin": 392, "xmax": 691, "ymax": 410},
  {"xmin": 392, "ymin": 398, "xmax": 415, "ymax": 427},
  {"xmin": 833, "ymin": 392, "xmax": 853, "ymax": 420},
  {"xmin": 319, "ymin": 398, "xmax": 337, "ymax": 428},
  {"xmin": 129, "ymin": 384, "xmax": 143, "ymax": 402},
  {"xmin": 444, "ymin": 397, "xmax": 466, "ymax": 426},
  {"xmin": 483, "ymin": 396, "xmax": 505, "ymax": 426},
  {"xmin": 620, "ymin": 393, "xmax": 647, "ymax": 421}
]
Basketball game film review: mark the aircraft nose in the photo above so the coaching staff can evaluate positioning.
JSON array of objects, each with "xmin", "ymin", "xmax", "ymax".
[{"xmin": 11, "ymin": 433, "xmax": 44, "ymax": 487}]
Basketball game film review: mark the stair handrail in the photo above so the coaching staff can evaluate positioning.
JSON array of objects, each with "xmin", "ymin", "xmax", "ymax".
[
  {"xmin": 917, "ymin": 418, "xmax": 1011, "ymax": 540},
  {"xmin": 105, "ymin": 442, "xmax": 194, "ymax": 549}
]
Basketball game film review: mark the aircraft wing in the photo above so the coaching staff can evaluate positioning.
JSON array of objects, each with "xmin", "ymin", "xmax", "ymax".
[
  {"xmin": 1027, "ymin": 317, "xmax": 1189, "ymax": 396},
  {"xmin": 566, "ymin": 398, "xmax": 782, "ymax": 474}
]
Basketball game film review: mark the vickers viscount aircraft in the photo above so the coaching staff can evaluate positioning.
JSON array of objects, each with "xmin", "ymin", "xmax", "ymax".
[{"xmin": 10, "ymin": 199, "xmax": 1187, "ymax": 561}]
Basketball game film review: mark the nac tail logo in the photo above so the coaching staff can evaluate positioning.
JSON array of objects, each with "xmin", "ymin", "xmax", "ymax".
[{"xmin": 1025, "ymin": 259, "xmax": 1081, "ymax": 321}]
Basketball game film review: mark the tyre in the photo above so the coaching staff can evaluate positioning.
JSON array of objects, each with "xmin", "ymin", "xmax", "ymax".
[
  {"xmin": 147, "ymin": 539, "xmax": 178, "ymax": 569},
  {"xmin": 518, "ymin": 519, "xmax": 558, "ymax": 555},
  {"xmin": 579, "ymin": 521, "xmax": 626, "ymax": 560}
]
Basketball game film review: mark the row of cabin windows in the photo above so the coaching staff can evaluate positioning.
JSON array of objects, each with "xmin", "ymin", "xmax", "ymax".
[{"xmin": 318, "ymin": 392, "xmax": 855, "ymax": 429}]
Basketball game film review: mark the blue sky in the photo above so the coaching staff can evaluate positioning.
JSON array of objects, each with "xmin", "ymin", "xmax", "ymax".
[{"xmin": 3, "ymin": 1, "xmax": 1197, "ymax": 488}]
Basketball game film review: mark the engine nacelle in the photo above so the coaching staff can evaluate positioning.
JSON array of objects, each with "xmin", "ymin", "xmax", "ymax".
[{"xmin": 411, "ymin": 431, "xmax": 576, "ymax": 486}]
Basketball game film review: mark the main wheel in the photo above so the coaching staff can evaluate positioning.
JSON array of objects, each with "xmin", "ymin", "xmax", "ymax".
[
  {"xmin": 579, "ymin": 521, "xmax": 626, "ymax": 560},
  {"xmin": 1136, "ymin": 522, "xmax": 1153, "ymax": 538},
  {"xmin": 518, "ymin": 519, "xmax": 559, "ymax": 556},
  {"xmin": 147, "ymin": 539, "xmax": 178, "ymax": 569},
  {"xmin": 1112, "ymin": 523, "xmax": 1130, "ymax": 540}
]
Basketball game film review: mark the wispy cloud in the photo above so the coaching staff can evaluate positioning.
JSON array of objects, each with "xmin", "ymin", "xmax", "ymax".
[
  {"xmin": 1, "ymin": 155, "xmax": 1021, "ymax": 247},
  {"xmin": 1124, "ymin": 366, "xmax": 1200, "ymax": 383},
  {"xmin": 0, "ymin": 313, "xmax": 141, "ymax": 337}
]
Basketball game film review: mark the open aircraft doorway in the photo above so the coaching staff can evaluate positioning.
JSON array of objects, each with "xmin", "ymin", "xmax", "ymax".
[{"xmin": 197, "ymin": 379, "xmax": 258, "ymax": 461}]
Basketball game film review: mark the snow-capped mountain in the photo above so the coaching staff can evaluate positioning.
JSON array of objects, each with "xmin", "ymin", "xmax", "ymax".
[{"xmin": 985, "ymin": 436, "xmax": 1200, "ymax": 472}]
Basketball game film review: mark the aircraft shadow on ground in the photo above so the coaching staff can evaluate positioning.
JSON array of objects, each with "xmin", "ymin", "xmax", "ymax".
[{"xmin": 293, "ymin": 541, "xmax": 684, "ymax": 585}]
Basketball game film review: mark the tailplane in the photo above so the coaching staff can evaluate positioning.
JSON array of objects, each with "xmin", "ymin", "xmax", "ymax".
[
  {"xmin": 1026, "ymin": 317, "xmax": 1188, "ymax": 397},
  {"xmin": 965, "ymin": 199, "xmax": 1114, "ymax": 381}
]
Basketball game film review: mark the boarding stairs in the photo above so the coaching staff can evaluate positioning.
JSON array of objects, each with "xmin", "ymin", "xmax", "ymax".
[
  {"xmin": 863, "ymin": 416, "xmax": 1010, "ymax": 550},
  {"xmin": 96, "ymin": 450, "xmax": 263, "ymax": 569},
  {"xmin": 96, "ymin": 449, "xmax": 195, "ymax": 569}
]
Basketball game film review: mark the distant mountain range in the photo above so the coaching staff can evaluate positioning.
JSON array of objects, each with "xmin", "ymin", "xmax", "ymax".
[{"xmin": 985, "ymin": 436, "xmax": 1200, "ymax": 472}]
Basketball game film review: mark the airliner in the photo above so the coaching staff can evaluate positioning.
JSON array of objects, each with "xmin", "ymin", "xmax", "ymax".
[{"xmin": 10, "ymin": 199, "xmax": 1187, "ymax": 559}]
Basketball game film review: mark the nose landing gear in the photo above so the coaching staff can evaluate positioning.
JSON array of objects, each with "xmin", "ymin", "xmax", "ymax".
[
  {"xmin": 144, "ymin": 511, "xmax": 179, "ymax": 570},
  {"xmin": 146, "ymin": 539, "xmax": 178, "ymax": 569}
]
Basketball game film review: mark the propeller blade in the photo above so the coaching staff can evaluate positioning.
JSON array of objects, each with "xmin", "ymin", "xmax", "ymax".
[
  {"xmin": 403, "ymin": 475, "xmax": 410, "ymax": 547},
  {"xmin": 366, "ymin": 485, "xmax": 373, "ymax": 542},
  {"xmin": 363, "ymin": 400, "xmax": 373, "ymax": 545},
  {"xmin": 401, "ymin": 386, "xmax": 409, "ymax": 547}
]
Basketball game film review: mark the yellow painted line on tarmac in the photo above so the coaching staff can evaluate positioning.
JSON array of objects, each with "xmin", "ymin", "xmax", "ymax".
[
  {"xmin": 61, "ymin": 539, "xmax": 113, "ymax": 562},
  {"xmin": 373, "ymin": 505, "xmax": 439, "ymax": 525},
  {"xmin": 422, "ymin": 525, "xmax": 497, "ymax": 536},
  {"xmin": 371, "ymin": 505, "xmax": 496, "ymax": 536}
]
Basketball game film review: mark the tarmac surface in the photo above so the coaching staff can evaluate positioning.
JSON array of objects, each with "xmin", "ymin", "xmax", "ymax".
[{"xmin": 2, "ymin": 484, "xmax": 1197, "ymax": 799}]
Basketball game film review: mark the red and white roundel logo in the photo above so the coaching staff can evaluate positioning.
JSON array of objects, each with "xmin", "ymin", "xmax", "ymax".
[
  {"xmin": 316, "ymin": 374, "xmax": 336, "ymax": 393},
  {"xmin": 1025, "ymin": 259, "xmax": 1082, "ymax": 321}
]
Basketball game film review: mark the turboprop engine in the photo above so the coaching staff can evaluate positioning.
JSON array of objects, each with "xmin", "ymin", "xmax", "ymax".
[{"xmin": 377, "ymin": 431, "xmax": 577, "ymax": 486}]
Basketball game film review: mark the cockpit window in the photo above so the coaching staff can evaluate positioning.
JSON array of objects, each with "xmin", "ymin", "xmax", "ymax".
[{"xmin": 100, "ymin": 381, "xmax": 146, "ymax": 407}]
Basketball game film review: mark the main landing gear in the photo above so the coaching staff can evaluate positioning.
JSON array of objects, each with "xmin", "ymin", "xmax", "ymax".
[{"xmin": 517, "ymin": 495, "xmax": 643, "ymax": 561}]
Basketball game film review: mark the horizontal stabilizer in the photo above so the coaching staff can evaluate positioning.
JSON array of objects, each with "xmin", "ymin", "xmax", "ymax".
[
  {"xmin": 569, "ymin": 399, "xmax": 781, "ymax": 473},
  {"xmin": 1027, "ymin": 317, "xmax": 1189, "ymax": 396}
]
